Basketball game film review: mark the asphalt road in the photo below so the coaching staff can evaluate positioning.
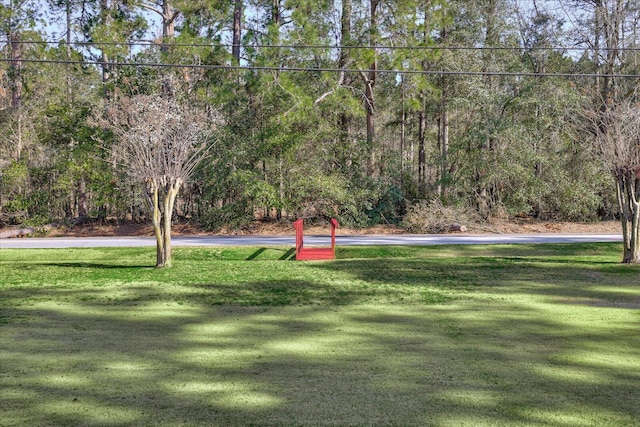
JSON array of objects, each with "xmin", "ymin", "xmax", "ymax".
[{"xmin": 0, "ymin": 233, "xmax": 623, "ymax": 249}]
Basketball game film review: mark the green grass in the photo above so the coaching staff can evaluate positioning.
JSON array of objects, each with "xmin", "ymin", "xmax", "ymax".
[{"xmin": 1, "ymin": 243, "xmax": 639, "ymax": 426}]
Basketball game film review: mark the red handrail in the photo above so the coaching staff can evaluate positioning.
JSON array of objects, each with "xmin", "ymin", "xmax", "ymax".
[{"xmin": 293, "ymin": 218, "xmax": 339, "ymax": 260}]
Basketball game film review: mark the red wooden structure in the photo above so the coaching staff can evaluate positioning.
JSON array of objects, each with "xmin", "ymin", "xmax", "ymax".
[{"xmin": 293, "ymin": 218, "xmax": 339, "ymax": 260}]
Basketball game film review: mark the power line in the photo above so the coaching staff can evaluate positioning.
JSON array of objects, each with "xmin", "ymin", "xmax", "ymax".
[
  {"xmin": 2, "ymin": 39, "xmax": 639, "ymax": 52},
  {"xmin": 1, "ymin": 57, "xmax": 639, "ymax": 79}
]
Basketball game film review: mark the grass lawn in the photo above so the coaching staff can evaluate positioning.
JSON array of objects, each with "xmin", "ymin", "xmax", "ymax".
[{"xmin": 1, "ymin": 243, "xmax": 639, "ymax": 426}]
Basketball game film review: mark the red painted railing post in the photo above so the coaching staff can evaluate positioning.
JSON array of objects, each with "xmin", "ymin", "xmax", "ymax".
[
  {"xmin": 293, "ymin": 218, "xmax": 338, "ymax": 260},
  {"xmin": 293, "ymin": 219, "xmax": 304, "ymax": 259},
  {"xmin": 330, "ymin": 218, "xmax": 339, "ymax": 258}
]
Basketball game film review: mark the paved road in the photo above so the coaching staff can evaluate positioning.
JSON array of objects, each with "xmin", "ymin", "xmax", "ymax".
[{"xmin": 0, "ymin": 233, "xmax": 622, "ymax": 249}]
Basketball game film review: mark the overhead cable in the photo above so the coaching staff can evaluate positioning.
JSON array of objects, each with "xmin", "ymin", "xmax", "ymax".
[
  {"xmin": 1, "ymin": 57, "xmax": 638, "ymax": 79},
  {"xmin": 2, "ymin": 39, "xmax": 639, "ymax": 52}
]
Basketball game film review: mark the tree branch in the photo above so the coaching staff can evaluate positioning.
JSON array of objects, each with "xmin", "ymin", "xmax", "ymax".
[{"xmin": 137, "ymin": 1, "xmax": 162, "ymax": 17}]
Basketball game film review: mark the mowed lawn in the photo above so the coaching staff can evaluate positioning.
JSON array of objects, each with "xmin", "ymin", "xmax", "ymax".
[{"xmin": 1, "ymin": 244, "xmax": 639, "ymax": 426}]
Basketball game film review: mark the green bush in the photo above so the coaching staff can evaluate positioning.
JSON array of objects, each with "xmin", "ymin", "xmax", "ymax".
[{"xmin": 198, "ymin": 202, "xmax": 255, "ymax": 231}]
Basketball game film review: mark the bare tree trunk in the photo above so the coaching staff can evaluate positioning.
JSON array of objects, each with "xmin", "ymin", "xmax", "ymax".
[
  {"xmin": 594, "ymin": 0, "xmax": 602, "ymax": 94},
  {"xmin": 8, "ymin": 31, "xmax": 22, "ymax": 159},
  {"xmin": 363, "ymin": 0, "xmax": 379, "ymax": 176},
  {"xmin": 438, "ymin": 73, "xmax": 450, "ymax": 197},
  {"xmin": 632, "ymin": 192, "xmax": 640, "ymax": 263},
  {"xmin": 66, "ymin": 0, "xmax": 73, "ymax": 99},
  {"xmin": 278, "ymin": 154, "xmax": 284, "ymax": 220},
  {"xmin": 340, "ymin": 0, "xmax": 351, "ymax": 67},
  {"xmin": 78, "ymin": 176, "xmax": 88, "ymax": 218},
  {"xmin": 9, "ymin": 33, "xmax": 22, "ymax": 110},
  {"xmin": 437, "ymin": 22, "xmax": 450, "ymax": 197},
  {"xmin": 232, "ymin": 0, "xmax": 242, "ymax": 64},
  {"xmin": 272, "ymin": 0, "xmax": 281, "ymax": 26},
  {"xmin": 137, "ymin": 1, "xmax": 178, "ymax": 52},
  {"xmin": 400, "ymin": 75, "xmax": 406, "ymax": 178},
  {"xmin": 337, "ymin": 0, "xmax": 352, "ymax": 162},
  {"xmin": 100, "ymin": 0, "xmax": 113, "ymax": 100},
  {"xmin": 148, "ymin": 177, "xmax": 182, "ymax": 268},
  {"xmin": 474, "ymin": 0, "xmax": 499, "ymax": 216},
  {"xmin": 365, "ymin": 78, "xmax": 375, "ymax": 172},
  {"xmin": 418, "ymin": 106, "xmax": 427, "ymax": 186},
  {"xmin": 616, "ymin": 169, "xmax": 640, "ymax": 263},
  {"xmin": 162, "ymin": 0, "xmax": 176, "ymax": 40},
  {"xmin": 149, "ymin": 182, "xmax": 163, "ymax": 265},
  {"xmin": 162, "ymin": 180, "xmax": 179, "ymax": 267},
  {"xmin": 64, "ymin": 0, "xmax": 88, "ymax": 218},
  {"xmin": 15, "ymin": 112, "xmax": 22, "ymax": 161}
]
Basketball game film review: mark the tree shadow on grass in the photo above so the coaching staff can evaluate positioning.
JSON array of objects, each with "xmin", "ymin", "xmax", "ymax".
[
  {"xmin": 2, "ymin": 294, "xmax": 639, "ymax": 426},
  {"xmin": 2, "ymin": 253, "xmax": 639, "ymax": 426},
  {"xmin": 245, "ymin": 247, "xmax": 296, "ymax": 261},
  {"xmin": 25, "ymin": 262, "xmax": 152, "ymax": 269},
  {"xmin": 313, "ymin": 256, "xmax": 640, "ymax": 306}
]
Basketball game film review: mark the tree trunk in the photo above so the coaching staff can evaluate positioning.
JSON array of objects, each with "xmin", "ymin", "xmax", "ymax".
[
  {"xmin": 66, "ymin": 0, "xmax": 73, "ymax": 99},
  {"xmin": 232, "ymin": 0, "xmax": 242, "ymax": 64},
  {"xmin": 594, "ymin": 0, "xmax": 602, "ymax": 94},
  {"xmin": 418, "ymin": 107, "xmax": 426, "ymax": 186},
  {"xmin": 365, "ymin": 79, "xmax": 375, "ymax": 173},
  {"xmin": 78, "ymin": 175, "xmax": 88, "ymax": 218},
  {"xmin": 272, "ymin": 0, "xmax": 281, "ymax": 26},
  {"xmin": 617, "ymin": 170, "xmax": 640, "ymax": 264},
  {"xmin": 8, "ymin": 31, "xmax": 22, "ymax": 159},
  {"xmin": 278, "ymin": 154, "xmax": 284, "ymax": 220},
  {"xmin": 100, "ymin": 0, "xmax": 113, "ymax": 100},
  {"xmin": 475, "ymin": 0, "xmax": 499, "ymax": 215},
  {"xmin": 338, "ymin": 0, "xmax": 352, "ymax": 164},
  {"xmin": 437, "ymin": 24, "xmax": 450, "ymax": 197},
  {"xmin": 438, "ymin": 75, "xmax": 449, "ymax": 196},
  {"xmin": 364, "ymin": 0, "xmax": 379, "ymax": 176},
  {"xmin": 400, "ymin": 75, "xmax": 406, "ymax": 178},
  {"xmin": 340, "ymin": 0, "xmax": 351, "ymax": 67},
  {"xmin": 162, "ymin": 0, "xmax": 176, "ymax": 39},
  {"xmin": 148, "ymin": 177, "xmax": 182, "ymax": 268},
  {"xmin": 9, "ymin": 32, "xmax": 22, "ymax": 110}
]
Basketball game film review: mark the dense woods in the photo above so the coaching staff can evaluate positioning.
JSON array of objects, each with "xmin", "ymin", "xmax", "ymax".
[{"xmin": 1, "ymin": 0, "xmax": 639, "ymax": 261}]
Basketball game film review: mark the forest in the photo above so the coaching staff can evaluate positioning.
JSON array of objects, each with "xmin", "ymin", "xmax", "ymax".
[{"xmin": 1, "ymin": 0, "xmax": 639, "ymax": 236}]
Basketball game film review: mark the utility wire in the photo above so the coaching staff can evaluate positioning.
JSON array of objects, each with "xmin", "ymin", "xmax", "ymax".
[
  {"xmin": 1, "ymin": 57, "xmax": 639, "ymax": 79},
  {"xmin": 2, "ymin": 39, "xmax": 639, "ymax": 52}
]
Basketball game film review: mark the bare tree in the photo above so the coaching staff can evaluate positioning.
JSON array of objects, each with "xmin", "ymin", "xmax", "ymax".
[
  {"xmin": 100, "ymin": 93, "xmax": 215, "ymax": 267},
  {"xmin": 587, "ymin": 100, "xmax": 640, "ymax": 264},
  {"xmin": 569, "ymin": 0, "xmax": 640, "ymax": 263}
]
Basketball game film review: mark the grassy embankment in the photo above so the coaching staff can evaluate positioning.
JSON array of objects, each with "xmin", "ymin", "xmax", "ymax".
[{"xmin": 1, "ymin": 243, "xmax": 639, "ymax": 426}]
